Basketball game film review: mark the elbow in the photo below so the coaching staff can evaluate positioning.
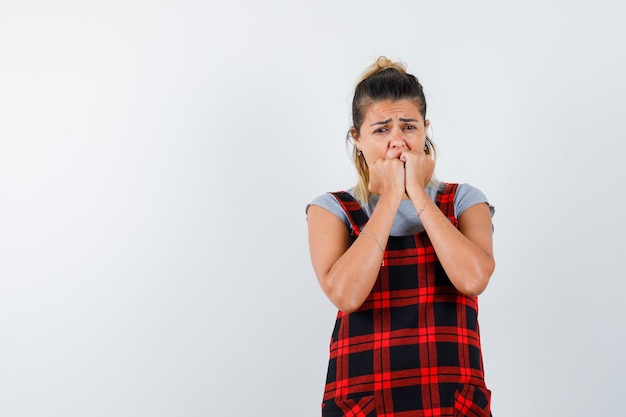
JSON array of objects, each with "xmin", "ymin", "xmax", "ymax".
[
  {"xmin": 323, "ymin": 279, "xmax": 367, "ymax": 314},
  {"xmin": 317, "ymin": 266, "xmax": 372, "ymax": 313},
  {"xmin": 461, "ymin": 279, "xmax": 489, "ymax": 297},
  {"xmin": 329, "ymin": 287, "xmax": 365, "ymax": 313},
  {"xmin": 337, "ymin": 302, "xmax": 362, "ymax": 314},
  {"xmin": 454, "ymin": 257, "xmax": 495, "ymax": 297}
]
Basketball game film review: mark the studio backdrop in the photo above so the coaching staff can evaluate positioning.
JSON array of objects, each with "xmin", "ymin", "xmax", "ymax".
[{"xmin": 1, "ymin": 1, "xmax": 624, "ymax": 416}]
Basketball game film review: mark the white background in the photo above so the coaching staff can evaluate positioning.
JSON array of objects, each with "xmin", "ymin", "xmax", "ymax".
[{"xmin": 1, "ymin": 1, "xmax": 625, "ymax": 416}]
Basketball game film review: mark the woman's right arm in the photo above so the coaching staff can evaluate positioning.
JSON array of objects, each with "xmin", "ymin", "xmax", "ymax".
[{"xmin": 307, "ymin": 193, "xmax": 402, "ymax": 313}]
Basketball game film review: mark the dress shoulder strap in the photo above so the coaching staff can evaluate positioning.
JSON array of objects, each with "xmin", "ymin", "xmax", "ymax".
[
  {"xmin": 436, "ymin": 182, "xmax": 459, "ymax": 227},
  {"xmin": 330, "ymin": 191, "xmax": 369, "ymax": 236}
]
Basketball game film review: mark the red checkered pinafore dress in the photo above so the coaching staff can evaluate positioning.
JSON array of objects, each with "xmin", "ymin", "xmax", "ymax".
[{"xmin": 322, "ymin": 183, "xmax": 492, "ymax": 417}]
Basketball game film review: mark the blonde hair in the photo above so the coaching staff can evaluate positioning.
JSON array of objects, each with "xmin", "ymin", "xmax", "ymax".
[
  {"xmin": 348, "ymin": 56, "xmax": 437, "ymax": 203},
  {"xmin": 359, "ymin": 56, "xmax": 408, "ymax": 81}
]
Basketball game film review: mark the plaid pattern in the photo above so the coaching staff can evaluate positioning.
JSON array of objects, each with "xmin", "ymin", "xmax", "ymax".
[{"xmin": 322, "ymin": 183, "xmax": 491, "ymax": 417}]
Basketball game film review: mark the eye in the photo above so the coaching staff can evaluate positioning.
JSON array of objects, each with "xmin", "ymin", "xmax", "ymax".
[
  {"xmin": 403, "ymin": 125, "xmax": 417, "ymax": 131},
  {"xmin": 374, "ymin": 127, "xmax": 388, "ymax": 134}
]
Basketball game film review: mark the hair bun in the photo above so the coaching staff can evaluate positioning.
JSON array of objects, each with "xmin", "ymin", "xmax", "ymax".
[
  {"xmin": 359, "ymin": 56, "xmax": 407, "ymax": 82},
  {"xmin": 376, "ymin": 56, "xmax": 406, "ymax": 72}
]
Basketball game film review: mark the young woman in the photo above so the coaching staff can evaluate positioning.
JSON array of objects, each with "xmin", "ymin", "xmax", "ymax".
[{"xmin": 306, "ymin": 56, "xmax": 495, "ymax": 416}]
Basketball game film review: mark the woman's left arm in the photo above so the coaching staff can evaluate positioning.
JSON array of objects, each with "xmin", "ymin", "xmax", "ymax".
[
  {"xmin": 412, "ymin": 192, "xmax": 495, "ymax": 295},
  {"xmin": 401, "ymin": 149, "xmax": 495, "ymax": 295}
]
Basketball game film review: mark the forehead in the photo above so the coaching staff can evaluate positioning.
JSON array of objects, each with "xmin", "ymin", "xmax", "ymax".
[{"xmin": 363, "ymin": 99, "xmax": 423, "ymax": 121}]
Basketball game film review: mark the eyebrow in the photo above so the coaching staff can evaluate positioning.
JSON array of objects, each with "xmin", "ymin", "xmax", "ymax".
[{"xmin": 370, "ymin": 118, "xmax": 420, "ymax": 126}]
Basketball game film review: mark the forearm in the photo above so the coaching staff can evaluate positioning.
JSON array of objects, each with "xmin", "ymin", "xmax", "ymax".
[
  {"xmin": 410, "ymin": 190, "xmax": 494, "ymax": 295},
  {"xmin": 325, "ymin": 194, "xmax": 401, "ymax": 312}
]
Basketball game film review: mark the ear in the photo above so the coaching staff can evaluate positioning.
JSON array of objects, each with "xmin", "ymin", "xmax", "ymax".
[
  {"xmin": 424, "ymin": 119, "xmax": 430, "ymax": 130},
  {"xmin": 349, "ymin": 127, "xmax": 361, "ymax": 152}
]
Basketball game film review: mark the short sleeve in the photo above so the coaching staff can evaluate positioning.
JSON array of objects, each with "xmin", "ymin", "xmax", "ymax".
[
  {"xmin": 455, "ymin": 183, "xmax": 495, "ymax": 218},
  {"xmin": 306, "ymin": 192, "xmax": 352, "ymax": 231}
]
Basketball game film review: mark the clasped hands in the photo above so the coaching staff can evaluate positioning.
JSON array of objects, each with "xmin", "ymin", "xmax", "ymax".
[{"xmin": 368, "ymin": 149, "xmax": 435, "ymax": 199}]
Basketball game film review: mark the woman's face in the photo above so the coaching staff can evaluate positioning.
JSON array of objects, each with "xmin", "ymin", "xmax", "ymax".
[{"xmin": 354, "ymin": 99, "xmax": 429, "ymax": 164}]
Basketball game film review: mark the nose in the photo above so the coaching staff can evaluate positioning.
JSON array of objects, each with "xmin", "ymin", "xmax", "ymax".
[{"xmin": 389, "ymin": 128, "xmax": 407, "ymax": 148}]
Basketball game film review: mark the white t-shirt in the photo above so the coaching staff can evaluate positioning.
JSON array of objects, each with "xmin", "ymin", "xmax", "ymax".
[{"xmin": 307, "ymin": 182, "xmax": 494, "ymax": 236}]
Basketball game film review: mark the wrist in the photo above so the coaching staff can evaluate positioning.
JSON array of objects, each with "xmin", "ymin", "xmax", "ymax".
[
  {"xmin": 377, "ymin": 191, "xmax": 403, "ymax": 210},
  {"xmin": 406, "ymin": 185, "xmax": 427, "ymax": 201},
  {"xmin": 407, "ymin": 188, "xmax": 431, "ymax": 213},
  {"xmin": 379, "ymin": 184, "xmax": 405, "ymax": 201}
]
